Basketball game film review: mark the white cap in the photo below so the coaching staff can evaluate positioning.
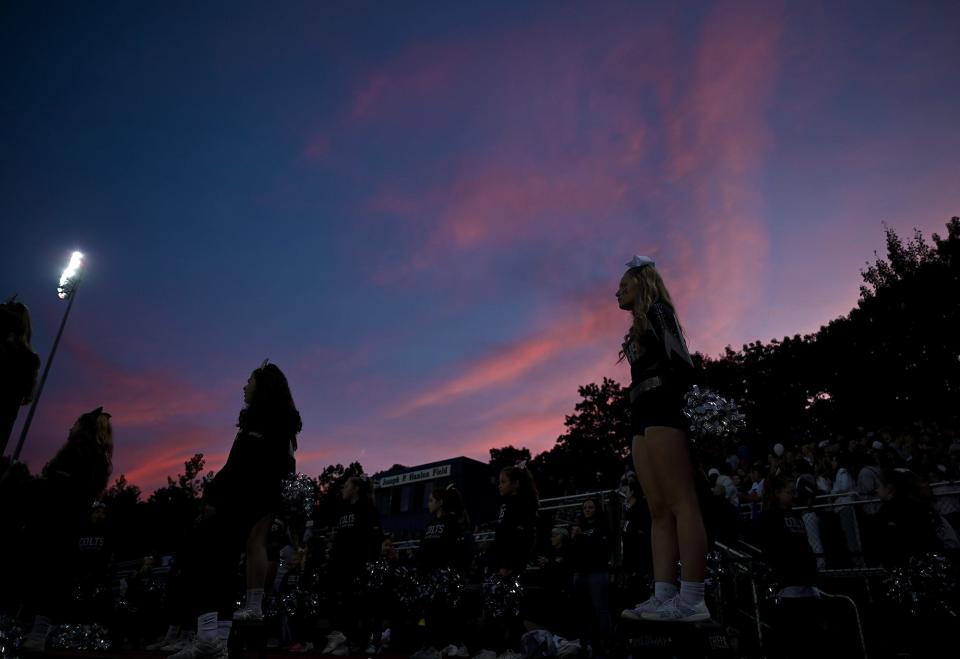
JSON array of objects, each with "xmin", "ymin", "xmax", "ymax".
[
  {"xmin": 708, "ymin": 468, "xmax": 720, "ymax": 478},
  {"xmin": 773, "ymin": 443, "xmax": 785, "ymax": 457}
]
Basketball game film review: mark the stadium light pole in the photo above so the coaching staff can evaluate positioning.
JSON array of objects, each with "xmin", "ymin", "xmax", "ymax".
[{"xmin": 12, "ymin": 251, "xmax": 85, "ymax": 461}]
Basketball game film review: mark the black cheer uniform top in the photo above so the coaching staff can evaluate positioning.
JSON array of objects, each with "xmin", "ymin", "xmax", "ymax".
[
  {"xmin": 492, "ymin": 496, "xmax": 538, "ymax": 572},
  {"xmin": 329, "ymin": 498, "xmax": 382, "ymax": 571},
  {"xmin": 418, "ymin": 512, "xmax": 465, "ymax": 571},
  {"xmin": 621, "ymin": 302, "xmax": 694, "ymax": 398}
]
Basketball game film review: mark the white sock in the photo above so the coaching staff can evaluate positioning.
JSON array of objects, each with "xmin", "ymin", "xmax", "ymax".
[
  {"xmin": 680, "ymin": 580, "xmax": 705, "ymax": 606},
  {"xmin": 217, "ymin": 620, "xmax": 232, "ymax": 643},
  {"xmin": 654, "ymin": 581, "xmax": 678, "ymax": 601},
  {"xmin": 246, "ymin": 588, "xmax": 265, "ymax": 612},
  {"xmin": 197, "ymin": 612, "xmax": 218, "ymax": 643}
]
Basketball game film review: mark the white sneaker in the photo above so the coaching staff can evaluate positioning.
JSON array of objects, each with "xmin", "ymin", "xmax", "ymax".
[
  {"xmin": 21, "ymin": 616, "xmax": 53, "ymax": 652},
  {"xmin": 442, "ymin": 645, "xmax": 458, "ymax": 657},
  {"xmin": 330, "ymin": 643, "xmax": 350, "ymax": 657},
  {"xmin": 640, "ymin": 595, "xmax": 711, "ymax": 622},
  {"xmin": 621, "ymin": 594, "xmax": 665, "ymax": 620},
  {"xmin": 322, "ymin": 630, "xmax": 347, "ymax": 654},
  {"xmin": 162, "ymin": 631, "xmax": 195, "ymax": 652},
  {"xmin": 411, "ymin": 647, "xmax": 442, "ymax": 659},
  {"xmin": 232, "ymin": 606, "xmax": 264, "ymax": 622},
  {"xmin": 146, "ymin": 625, "xmax": 181, "ymax": 651},
  {"xmin": 168, "ymin": 637, "xmax": 227, "ymax": 659}
]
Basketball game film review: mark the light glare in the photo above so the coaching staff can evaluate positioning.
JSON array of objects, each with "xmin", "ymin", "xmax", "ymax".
[{"xmin": 57, "ymin": 251, "xmax": 85, "ymax": 299}]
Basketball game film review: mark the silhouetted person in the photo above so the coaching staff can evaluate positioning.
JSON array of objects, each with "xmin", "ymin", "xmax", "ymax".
[
  {"xmin": 16, "ymin": 407, "xmax": 114, "ymax": 652},
  {"xmin": 0, "ymin": 297, "xmax": 40, "ymax": 455}
]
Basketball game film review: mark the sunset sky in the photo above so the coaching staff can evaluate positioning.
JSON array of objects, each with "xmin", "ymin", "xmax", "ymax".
[{"xmin": 2, "ymin": 0, "xmax": 958, "ymax": 493}]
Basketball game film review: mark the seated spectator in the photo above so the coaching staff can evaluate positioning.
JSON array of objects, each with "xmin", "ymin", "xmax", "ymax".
[
  {"xmin": 856, "ymin": 453, "xmax": 884, "ymax": 515},
  {"xmin": 757, "ymin": 473, "xmax": 818, "ymax": 597},
  {"xmin": 709, "ymin": 464, "xmax": 739, "ymax": 507},
  {"xmin": 875, "ymin": 469, "xmax": 942, "ymax": 567}
]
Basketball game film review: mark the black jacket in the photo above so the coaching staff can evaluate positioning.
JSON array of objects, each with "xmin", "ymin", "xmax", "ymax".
[
  {"xmin": 570, "ymin": 518, "xmax": 611, "ymax": 573},
  {"xmin": 205, "ymin": 428, "xmax": 295, "ymax": 518}
]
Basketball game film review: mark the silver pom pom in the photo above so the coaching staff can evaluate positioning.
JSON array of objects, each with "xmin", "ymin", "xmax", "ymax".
[
  {"xmin": 683, "ymin": 385, "xmax": 746, "ymax": 442},
  {"xmin": 281, "ymin": 473, "xmax": 317, "ymax": 518}
]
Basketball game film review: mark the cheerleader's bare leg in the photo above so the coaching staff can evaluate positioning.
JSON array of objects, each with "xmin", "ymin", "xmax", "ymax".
[
  {"xmin": 643, "ymin": 426, "xmax": 706, "ymax": 582},
  {"xmin": 632, "ymin": 434, "xmax": 680, "ymax": 584}
]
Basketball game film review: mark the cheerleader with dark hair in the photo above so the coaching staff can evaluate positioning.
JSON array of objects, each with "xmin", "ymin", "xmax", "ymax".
[
  {"xmin": 322, "ymin": 475, "xmax": 382, "ymax": 656},
  {"xmin": 492, "ymin": 465, "xmax": 539, "ymax": 577},
  {"xmin": 418, "ymin": 485, "xmax": 468, "ymax": 573},
  {"xmin": 482, "ymin": 464, "xmax": 539, "ymax": 655},
  {"xmin": 163, "ymin": 362, "xmax": 300, "ymax": 659},
  {"xmin": 414, "ymin": 484, "xmax": 470, "ymax": 657},
  {"xmin": 216, "ymin": 362, "xmax": 300, "ymax": 623}
]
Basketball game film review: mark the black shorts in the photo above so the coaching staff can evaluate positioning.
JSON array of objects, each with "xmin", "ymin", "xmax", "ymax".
[{"xmin": 631, "ymin": 385, "xmax": 689, "ymax": 436}]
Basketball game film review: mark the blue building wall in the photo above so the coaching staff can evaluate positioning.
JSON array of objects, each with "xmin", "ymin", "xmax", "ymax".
[{"xmin": 373, "ymin": 456, "xmax": 497, "ymax": 536}]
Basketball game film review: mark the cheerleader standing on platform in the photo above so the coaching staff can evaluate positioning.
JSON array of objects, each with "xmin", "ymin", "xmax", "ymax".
[
  {"xmin": 616, "ymin": 256, "xmax": 710, "ymax": 623},
  {"xmin": 220, "ymin": 362, "xmax": 300, "ymax": 623},
  {"xmin": 164, "ymin": 362, "xmax": 299, "ymax": 659},
  {"xmin": 322, "ymin": 475, "xmax": 381, "ymax": 656}
]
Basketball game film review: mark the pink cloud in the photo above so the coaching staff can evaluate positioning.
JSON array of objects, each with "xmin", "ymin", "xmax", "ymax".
[
  {"xmin": 391, "ymin": 290, "xmax": 619, "ymax": 416},
  {"xmin": 329, "ymin": 2, "xmax": 786, "ymax": 359}
]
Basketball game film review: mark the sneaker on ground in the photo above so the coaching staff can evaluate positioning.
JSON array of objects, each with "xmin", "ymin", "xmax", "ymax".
[
  {"xmin": 640, "ymin": 595, "xmax": 711, "ymax": 623},
  {"xmin": 21, "ymin": 616, "xmax": 54, "ymax": 652},
  {"xmin": 161, "ymin": 631, "xmax": 195, "ymax": 652},
  {"xmin": 454, "ymin": 645, "xmax": 470, "ymax": 657},
  {"xmin": 411, "ymin": 646, "xmax": 442, "ymax": 659},
  {"xmin": 330, "ymin": 644, "xmax": 350, "ymax": 657},
  {"xmin": 620, "ymin": 595, "xmax": 665, "ymax": 620},
  {"xmin": 322, "ymin": 630, "xmax": 347, "ymax": 654},
  {"xmin": 146, "ymin": 626, "xmax": 180, "ymax": 651},
  {"xmin": 168, "ymin": 638, "xmax": 227, "ymax": 659},
  {"xmin": 232, "ymin": 606, "xmax": 264, "ymax": 623}
]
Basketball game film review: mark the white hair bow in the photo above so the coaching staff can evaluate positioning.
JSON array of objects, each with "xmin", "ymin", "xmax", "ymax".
[{"xmin": 626, "ymin": 255, "xmax": 655, "ymax": 270}]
